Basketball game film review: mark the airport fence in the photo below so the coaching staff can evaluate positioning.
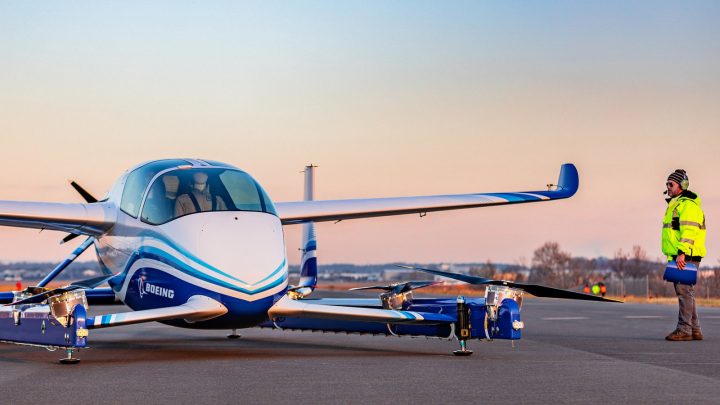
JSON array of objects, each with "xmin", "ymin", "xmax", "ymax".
[{"xmin": 603, "ymin": 275, "xmax": 719, "ymax": 299}]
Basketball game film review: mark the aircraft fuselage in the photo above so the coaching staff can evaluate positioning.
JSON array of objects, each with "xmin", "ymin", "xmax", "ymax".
[{"xmin": 95, "ymin": 160, "xmax": 289, "ymax": 328}]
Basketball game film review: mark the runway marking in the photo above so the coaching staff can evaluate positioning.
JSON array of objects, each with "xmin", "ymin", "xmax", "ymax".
[
  {"xmin": 623, "ymin": 316, "xmax": 665, "ymax": 319},
  {"xmin": 540, "ymin": 317, "xmax": 589, "ymax": 320}
]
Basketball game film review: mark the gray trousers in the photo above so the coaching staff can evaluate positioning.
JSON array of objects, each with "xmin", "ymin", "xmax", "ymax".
[{"xmin": 674, "ymin": 267, "xmax": 701, "ymax": 333}]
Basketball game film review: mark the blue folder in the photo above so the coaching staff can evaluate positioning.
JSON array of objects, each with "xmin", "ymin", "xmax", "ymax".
[{"xmin": 663, "ymin": 261, "xmax": 698, "ymax": 285}]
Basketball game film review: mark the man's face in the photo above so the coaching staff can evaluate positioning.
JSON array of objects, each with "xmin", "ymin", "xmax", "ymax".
[
  {"xmin": 666, "ymin": 180, "xmax": 682, "ymax": 197},
  {"xmin": 193, "ymin": 172, "xmax": 208, "ymax": 192}
]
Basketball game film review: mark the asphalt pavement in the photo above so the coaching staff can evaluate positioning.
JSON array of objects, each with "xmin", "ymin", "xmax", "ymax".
[{"xmin": 2, "ymin": 293, "xmax": 720, "ymax": 404}]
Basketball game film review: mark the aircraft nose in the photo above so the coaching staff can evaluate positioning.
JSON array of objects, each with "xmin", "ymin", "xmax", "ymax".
[
  {"xmin": 160, "ymin": 211, "xmax": 287, "ymax": 288},
  {"xmin": 196, "ymin": 212, "xmax": 286, "ymax": 285}
]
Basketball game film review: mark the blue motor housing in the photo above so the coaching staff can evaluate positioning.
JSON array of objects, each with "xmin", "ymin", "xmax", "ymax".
[
  {"xmin": 263, "ymin": 296, "xmax": 524, "ymax": 342},
  {"xmin": 0, "ymin": 304, "xmax": 88, "ymax": 348},
  {"xmin": 492, "ymin": 298, "xmax": 521, "ymax": 340}
]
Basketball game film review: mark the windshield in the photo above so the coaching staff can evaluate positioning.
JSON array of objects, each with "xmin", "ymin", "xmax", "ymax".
[
  {"xmin": 140, "ymin": 168, "xmax": 277, "ymax": 225},
  {"xmin": 120, "ymin": 159, "xmax": 190, "ymax": 218}
]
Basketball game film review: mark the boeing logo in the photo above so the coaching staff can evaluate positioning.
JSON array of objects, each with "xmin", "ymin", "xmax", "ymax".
[{"xmin": 138, "ymin": 277, "xmax": 175, "ymax": 299}]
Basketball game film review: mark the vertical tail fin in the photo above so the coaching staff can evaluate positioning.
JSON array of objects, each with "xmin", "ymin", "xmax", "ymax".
[{"xmin": 294, "ymin": 165, "xmax": 318, "ymax": 297}]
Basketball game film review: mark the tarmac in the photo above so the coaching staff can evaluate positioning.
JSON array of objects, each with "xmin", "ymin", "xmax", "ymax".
[{"xmin": 2, "ymin": 292, "xmax": 720, "ymax": 404}]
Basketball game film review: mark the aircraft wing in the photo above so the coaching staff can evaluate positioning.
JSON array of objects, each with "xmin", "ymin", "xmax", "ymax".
[
  {"xmin": 267, "ymin": 295, "xmax": 454, "ymax": 324},
  {"xmin": 87, "ymin": 295, "xmax": 227, "ymax": 329},
  {"xmin": 0, "ymin": 201, "xmax": 116, "ymax": 235},
  {"xmin": 275, "ymin": 163, "xmax": 578, "ymax": 224}
]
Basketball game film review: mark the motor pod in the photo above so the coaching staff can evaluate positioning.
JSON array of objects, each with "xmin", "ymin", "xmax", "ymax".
[
  {"xmin": 49, "ymin": 290, "xmax": 88, "ymax": 327},
  {"xmin": 0, "ymin": 294, "xmax": 89, "ymax": 349},
  {"xmin": 380, "ymin": 290, "xmax": 414, "ymax": 310},
  {"xmin": 492, "ymin": 298, "xmax": 523, "ymax": 340}
]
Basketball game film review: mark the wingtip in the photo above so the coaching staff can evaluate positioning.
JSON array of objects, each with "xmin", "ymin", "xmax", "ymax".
[{"xmin": 557, "ymin": 163, "xmax": 579, "ymax": 197}]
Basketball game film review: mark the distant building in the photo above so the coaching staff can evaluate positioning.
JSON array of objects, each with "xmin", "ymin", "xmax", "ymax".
[{"xmin": 383, "ymin": 269, "xmax": 415, "ymax": 281}]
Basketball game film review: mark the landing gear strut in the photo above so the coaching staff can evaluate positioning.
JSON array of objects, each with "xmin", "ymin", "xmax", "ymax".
[
  {"xmin": 453, "ymin": 296, "xmax": 474, "ymax": 356},
  {"xmin": 453, "ymin": 340, "xmax": 473, "ymax": 356},
  {"xmin": 227, "ymin": 329, "xmax": 241, "ymax": 339},
  {"xmin": 59, "ymin": 348, "xmax": 80, "ymax": 364}
]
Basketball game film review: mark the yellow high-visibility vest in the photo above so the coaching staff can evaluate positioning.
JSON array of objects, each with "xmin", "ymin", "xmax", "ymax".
[{"xmin": 662, "ymin": 191, "xmax": 706, "ymax": 258}]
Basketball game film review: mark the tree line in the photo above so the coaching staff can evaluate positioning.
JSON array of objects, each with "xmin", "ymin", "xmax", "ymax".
[{"xmin": 469, "ymin": 242, "xmax": 720, "ymax": 298}]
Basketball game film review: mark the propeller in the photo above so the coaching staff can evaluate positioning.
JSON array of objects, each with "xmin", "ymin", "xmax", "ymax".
[
  {"xmin": 396, "ymin": 265, "xmax": 622, "ymax": 303},
  {"xmin": 70, "ymin": 180, "xmax": 98, "ymax": 203},
  {"xmin": 6, "ymin": 274, "xmax": 114, "ymax": 306},
  {"xmin": 350, "ymin": 280, "xmax": 442, "ymax": 295},
  {"xmin": 60, "ymin": 233, "xmax": 80, "ymax": 245},
  {"xmin": 59, "ymin": 181, "xmax": 99, "ymax": 244}
]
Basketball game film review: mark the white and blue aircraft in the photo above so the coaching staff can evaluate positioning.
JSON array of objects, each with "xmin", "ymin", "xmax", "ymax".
[{"xmin": 0, "ymin": 159, "xmax": 616, "ymax": 363}]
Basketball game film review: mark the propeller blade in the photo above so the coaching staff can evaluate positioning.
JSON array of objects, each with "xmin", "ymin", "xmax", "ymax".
[
  {"xmin": 397, "ymin": 280, "xmax": 443, "ymax": 294},
  {"xmin": 70, "ymin": 180, "xmax": 98, "ymax": 203},
  {"xmin": 349, "ymin": 280, "xmax": 442, "ymax": 294},
  {"xmin": 485, "ymin": 280, "xmax": 622, "ymax": 303},
  {"xmin": 395, "ymin": 265, "xmax": 495, "ymax": 284},
  {"xmin": 397, "ymin": 265, "xmax": 622, "ymax": 303},
  {"xmin": 349, "ymin": 285, "xmax": 393, "ymax": 291},
  {"xmin": 5, "ymin": 286, "xmax": 79, "ymax": 306},
  {"xmin": 5, "ymin": 274, "xmax": 114, "ymax": 306},
  {"xmin": 69, "ymin": 274, "xmax": 114, "ymax": 289},
  {"xmin": 60, "ymin": 233, "xmax": 80, "ymax": 245}
]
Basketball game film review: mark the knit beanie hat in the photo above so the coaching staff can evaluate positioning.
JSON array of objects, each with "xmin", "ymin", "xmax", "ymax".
[{"xmin": 667, "ymin": 169, "xmax": 689, "ymax": 190}]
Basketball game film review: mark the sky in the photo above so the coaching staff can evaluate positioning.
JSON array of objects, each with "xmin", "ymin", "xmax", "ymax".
[{"xmin": 0, "ymin": 1, "xmax": 719, "ymax": 266}]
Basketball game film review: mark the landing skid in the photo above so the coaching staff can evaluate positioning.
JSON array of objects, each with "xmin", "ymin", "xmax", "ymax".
[
  {"xmin": 227, "ymin": 329, "xmax": 241, "ymax": 339},
  {"xmin": 59, "ymin": 349, "xmax": 80, "ymax": 365},
  {"xmin": 453, "ymin": 349, "xmax": 474, "ymax": 356},
  {"xmin": 452, "ymin": 340, "xmax": 473, "ymax": 356}
]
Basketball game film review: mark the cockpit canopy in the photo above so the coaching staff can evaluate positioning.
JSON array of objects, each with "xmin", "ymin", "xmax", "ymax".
[{"xmin": 119, "ymin": 160, "xmax": 277, "ymax": 225}]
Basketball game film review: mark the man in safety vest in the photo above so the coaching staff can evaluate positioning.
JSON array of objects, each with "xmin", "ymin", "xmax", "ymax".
[{"xmin": 662, "ymin": 169, "xmax": 706, "ymax": 341}]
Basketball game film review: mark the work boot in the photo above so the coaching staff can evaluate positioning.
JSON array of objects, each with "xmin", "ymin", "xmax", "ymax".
[
  {"xmin": 692, "ymin": 330, "xmax": 704, "ymax": 340},
  {"xmin": 665, "ymin": 329, "xmax": 692, "ymax": 341}
]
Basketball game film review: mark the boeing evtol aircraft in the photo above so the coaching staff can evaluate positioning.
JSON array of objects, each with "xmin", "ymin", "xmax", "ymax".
[{"xmin": 0, "ymin": 159, "xmax": 617, "ymax": 363}]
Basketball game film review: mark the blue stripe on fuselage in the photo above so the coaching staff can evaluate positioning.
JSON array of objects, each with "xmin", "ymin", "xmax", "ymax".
[
  {"xmin": 109, "ymin": 247, "xmax": 286, "ymax": 297},
  {"xmin": 138, "ymin": 232, "xmax": 254, "ymax": 284},
  {"xmin": 122, "ymin": 268, "xmax": 279, "ymax": 329}
]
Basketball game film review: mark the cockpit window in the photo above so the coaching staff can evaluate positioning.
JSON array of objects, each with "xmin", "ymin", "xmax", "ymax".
[
  {"xmin": 140, "ymin": 168, "xmax": 277, "ymax": 225},
  {"xmin": 120, "ymin": 159, "xmax": 189, "ymax": 218}
]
